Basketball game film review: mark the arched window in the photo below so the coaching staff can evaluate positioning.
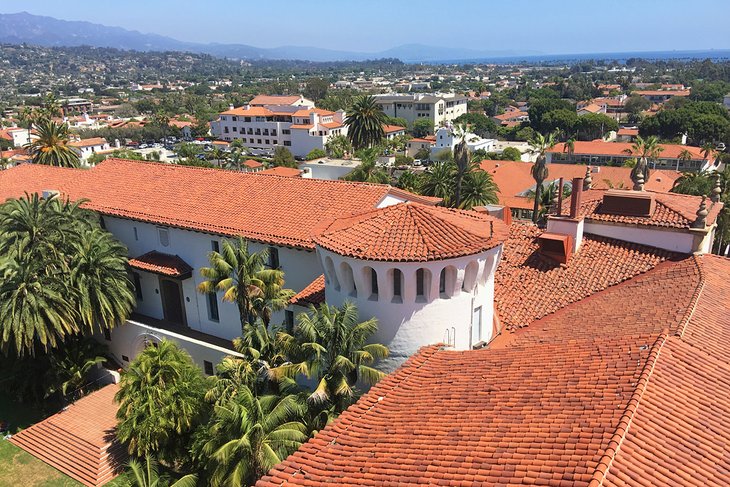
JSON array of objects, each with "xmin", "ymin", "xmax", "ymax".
[
  {"xmin": 439, "ymin": 266, "xmax": 457, "ymax": 298},
  {"xmin": 363, "ymin": 267, "xmax": 379, "ymax": 300},
  {"xmin": 392, "ymin": 268, "xmax": 403, "ymax": 303},
  {"xmin": 462, "ymin": 261, "xmax": 479, "ymax": 293},
  {"xmin": 339, "ymin": 261, "xmax": 356, "ymax": 297},
  {"xmin": 324, "ymin": 256, "xmax": 339, "ymax": 291},
  {"xmin": 416, "ymin": 268, "xmax": 431, "ymax": 302}
]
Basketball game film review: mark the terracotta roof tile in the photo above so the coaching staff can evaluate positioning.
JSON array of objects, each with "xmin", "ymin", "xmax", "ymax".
[
  {"xmin": 259, "ymin": 167, "xmax": 302, "ymax": 177},
  {"xmin": 9, "ymin": 384, "xmax": 125, "ymax": 486},
  {"xmin": 290, "ymin": 274, "xmax": 325, "ymax": 307},
  {"xmin": 314, "ymin": 203, "xmax": 509, "ymax": 262},
  {"xmin": 549, "ymin": 141, "xmax": 712, "ymax": 160},
  {"xmin": 494, "ymin": 222, "xmax": 679, "ymax": 330},
  {"xmin": 564, "ymin": 189, "xmax": 723, "ymax": 229},
  {"xmin": 249, "ymin": 95, "xmax": 303, "ymax": 106},
  {"xmin": 0, "ymin": 159, "xmax": 427, "ymax": 250},
  {"xmin": 128, "ymin": 251, "xmax": 193, "ymax": 278}
]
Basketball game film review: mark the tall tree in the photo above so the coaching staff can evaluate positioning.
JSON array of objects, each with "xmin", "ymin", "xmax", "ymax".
[
  {"xmin": 630, "ymin": 135, "xmax": 663, "ymax": 190},
  {"xmin": 277, "ymin": 302, "xmax": 388, "ymax": 412},
  {"xmin": 196, "ymin": 387, "xmax": 307, "ymax": 487},
  {"xmin": 345, "ymin": 95, "xmax": 388, "ymax": 150},
  {"xmin": 25, "ymin": 120, "xmax": 80, "ymax": 168},
  {"xmin": 528, "ymin": 132, "xmax": 557, "ymax": 223},
  {"xmin": 459, "ymin": 170, "xmax": 500, "ymax": 210},
  {"xmin": 452, "ymin": 124, "xmax": 473, "ymax": 208},
  {"xmin": 127, "ymin": 455, "xmax": 197, "ymax": 487},
  {"xmin": 115, "ymin": 340, "xmax": 208, "ymax": 461},
  {"xmin": 421, "ymin": 162, "xmax": 456, "ymax": 205}
]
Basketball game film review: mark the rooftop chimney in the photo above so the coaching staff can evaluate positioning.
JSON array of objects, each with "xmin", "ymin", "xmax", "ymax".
[{"xmin": 569, "ymin": 177, "xmax": 584, "ymax": 218}]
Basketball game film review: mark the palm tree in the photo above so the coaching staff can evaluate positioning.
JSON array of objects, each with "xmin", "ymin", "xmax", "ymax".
[
  {"xmin": 421, "ymin": 162, "xmax": 456, "ymax": 205},
  {"xmin": 127, "ymin": 455, "xmax": 197, "ymax": 487},
  {"xmin": 198, "ymin": 387, "xmax": 307, "ymax": 487},
  {"xmin": 199, "ymin": 238, "xmax": 292, "ymax": 332},
  {"xmin": 70, "ymin": 227, "xmax": 135, "ymax": 334},
  {"xmin": 452, "ymin": 124, "xmax": 475, "ymax": 208},
  {"xmin": 525, "ymin": 181, "xmax": 572, "ymax": 222},
  {"xmin": 563, "ymin": 137, "xmax": 575, "ymax": 161},
  {"xmin": 528, "ymin": 132, "xmax": 557, "ymax": 223},
  {"xmin": 395, "ymin": 170, "xmax": 422, "ymax": 193},
  {"xmin": 115, "ymin": 340, "xmax": 208, "ymax": 460},
  {"xmin": 630, "ymin": 135, "xmax": 663, "ymax": 190},
  {"xmin": 277, "ymin": 302, "xmax": 388, "ymax": 412},
  {"xmin": 701, "ymin": 142, "xmax": 716, "ymax": 167},
  {"xmin": 0, "ymin": 195, "xmax": 133, "ymax": 356},
  {"xmin": 25, "ymin": 119, "xmax": 80, "ymax": 168},
  {"xmin": 459, "ymin": 170, "xmax": 500, "ymax": 210},
  {"xmin": 49, "ymin": 337, "xmax": 107, "ymax": 399},
  {"xmin": 345, "ymin": 95, "xmax": 388, "ymax": 150},
  {"xmin": 677, "ymin": 148, "xmax": 693, "ymax": 172}
]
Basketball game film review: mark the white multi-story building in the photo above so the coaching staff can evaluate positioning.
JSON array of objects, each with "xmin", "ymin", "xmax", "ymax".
[
  {"xmin": 373, "ymin": 92, "xmax": 468, "ymax": 128},
  {"xmin": 69, "ymin": 137, "xmax": 113, "ymax": 162},
  {"xmin": 211, "ymin": 100, "xmax": 347, "ymax": 158},
  {"xmin": 431, "ymin": 126, "xmax": 496, "ymax": 158}
]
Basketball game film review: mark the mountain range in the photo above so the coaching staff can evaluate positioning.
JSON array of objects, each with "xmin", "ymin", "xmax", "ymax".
[{"xmin": 0, "ymin": 11, "xmax": 540, "ymax": 62}]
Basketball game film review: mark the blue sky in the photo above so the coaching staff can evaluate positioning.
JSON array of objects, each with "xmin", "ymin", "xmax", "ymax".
[{"xmin": 5, "ymin": 0, "xmax": 729, "ymax": 54}]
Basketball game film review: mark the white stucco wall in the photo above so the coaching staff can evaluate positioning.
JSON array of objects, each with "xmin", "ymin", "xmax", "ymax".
[
  {"xmin": 317, "ymin": 245, "xmax": 503, "ymax": 371},
  {"xmin": 99, "ymin": 319, "xmax": 241, "ymax": 372},
  {"xmin": 103, "ymin": 216, "xmax": 322, "ymax": 342},
  {"xmin": 584, "ymin": 221, "xmax": 699, "ymax": 253},
  {"xmin": 546, "ymin": 217, "xmax": 585, "ymax": 252}
]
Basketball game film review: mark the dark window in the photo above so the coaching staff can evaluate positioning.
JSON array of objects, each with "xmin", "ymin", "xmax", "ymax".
[
  {"xmin": 268, "ymin": 247, "xmax": 279, "ymax": 269},
  {"xmin": 103, "ymin": 328, "xmax": 111, "ymax": 341},
  {"xmin": 133, "ymin": 272, "xmax": 143, "ymax": 300},
  {"xmin": 393, "ymin": 269, "xmax": 402, "ymax": 297},
  {"xmin": 371, "ymin": 269, "xmax": 379, "ymax": 295},
  {"xmin": 285, "ymin": 310, "xmax": 294, "ymax": 332},
  {"xmin": 122, "ymin": 355, "xmax": 129, "ymax": 362},
  {"xmin": 439, "ymin": 269, "xmax": 446, "ymax": 294},
  {"xmin": 207, "ymin": 292, "xmax": 220, "ymax": 322},
  {"xmin": 133, "ymin": 226, "xmax": 138, "ymax": 241},
  {"xmin": 416, "ymin": 268, "xmax": 425, "ymax": 297},
  {"xmin": 203, "ymin": 360, "xmax": 214, "ymax": 376},
  {"xmin": 99, "ymin": 216, "xmax": 106, "ymax": 229},
  {"xmin": 211, "ymin": 240, "xmax": 220, "ymax": 253}
]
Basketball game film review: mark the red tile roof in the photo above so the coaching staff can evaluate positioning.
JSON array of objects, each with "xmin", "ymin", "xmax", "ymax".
[
  {"xmin": 314, "ymin": 202, "xmax": 509, "ymax": 262},
  {"xmin": 242, "ymin": 159, "xmax": 263, "ymax": 169},
  {"xmin": 290, "ymin": 274, "xmax": 325, "ymax": 307},
  {"xmin": 382, "ymin": 124, "xmax": 406, "ymax": 134},
  {"xmin": 69, "ymin": 137, "xmax": 107, "ymax": 148},
  {"xmin": 260, "ymin": 253, "xmax": 730, "ymax": 487},
  {"xmin": 617, "ymin": 128, "xmax": 639, "ymax": 136},
  {"xmin": 320, "ymin": 121, "xmax": 345, "ymax": 129},
  {"xmin": 289, "ymin": 124, "xmax": 313, "ymax": 130},
  {"xmin": 564, "ymin": 189, "xmax": 723, "ymax": 229},
  {"xmin": 259, "ymin": 166, "xmax": 302, "ymax": 177},
  {"xmin": 633, "ymin": 89, "xmax": 691, "ymax": 97},
  {"xmin": 9, "ymin": 384, "xmax": 125, "ymax": 487},
  {"xmin": 128, "ymin": 251, "xmax": 193, "ymax": 278},
  {"xmin": 249, "ymin": 95, "xmax": 303, "ymax": 106},
  {"xmin": 549, "ymin": 140, "xmax": 712, "ymax": 160},
  {"xmin": 478, "ymin": 160, "xmax": 682, "ymax": 210},
  {"xmin": 493, "ymin": 110, "xmax": 528, "ymax": 122},
  {"xmin": 494, "ymin": 222, "xmax": 678, "ymax": 330},
  {"xmin": 0, "ymin": 159, "xmax": 429, "ymax": 250}
]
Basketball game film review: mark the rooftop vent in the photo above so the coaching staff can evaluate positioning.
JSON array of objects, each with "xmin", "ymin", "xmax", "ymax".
[
  {"xmin": 601, "ymin": 189, "xmax": 655, "ymax": 217},
  {"xmin": 537, "ymin": 232, "xmax": 573, "ymax": 264}
]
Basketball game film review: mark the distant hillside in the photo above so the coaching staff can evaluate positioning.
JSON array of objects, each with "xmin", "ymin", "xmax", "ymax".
[{"xmin": 0, "ymin": 11, "xmax": 539, "ymax": 62}]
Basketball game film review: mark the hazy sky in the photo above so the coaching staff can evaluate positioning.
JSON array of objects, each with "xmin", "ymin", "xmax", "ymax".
[{"xmin": 5, "ymin": 0, "xmax": 729, "ymax": 54}]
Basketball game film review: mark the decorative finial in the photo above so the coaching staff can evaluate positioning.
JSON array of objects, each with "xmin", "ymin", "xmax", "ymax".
[
  {"xmin": 583, "ymin": 166, "xmax": 592, "ymax": 190},
  {"xmin": 711, "ymin": 173, "xmax": 722, "ymax": 203},
  {"xmin": 631, "ymin": 157, "xmax": 649, "ymax": 191},
  {"xmin": 691, "ymin": 196, "xmax": 709, "ymax": 229}
]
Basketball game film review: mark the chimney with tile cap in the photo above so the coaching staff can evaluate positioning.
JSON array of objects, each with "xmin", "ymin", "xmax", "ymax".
[{"xmin": 546, "ymin": 177, "xmax": 585, "ymax": 254}]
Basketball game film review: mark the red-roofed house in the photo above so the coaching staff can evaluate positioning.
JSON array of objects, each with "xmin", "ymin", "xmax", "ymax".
[
  {"xmin": 211, "ymin": 96, "xmax": 347, "ymax": 157},
  {"xmin": 547, "ymin": 140, "xmax": 716, "ymax": 172}
]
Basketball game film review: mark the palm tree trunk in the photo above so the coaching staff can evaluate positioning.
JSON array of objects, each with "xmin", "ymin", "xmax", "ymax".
[{"xmin": 532, "ymin": 183, "xmax": 542, "ymax": 223}]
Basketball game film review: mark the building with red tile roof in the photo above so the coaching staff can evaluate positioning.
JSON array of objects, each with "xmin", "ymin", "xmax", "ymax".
[
  {"xmin": 258, "ymin": 252, "xmax": 730, "ymax": 487},
  {"xmin": 547, "ymin": 140, "xmax": 716, "ymax": 172},
  {"xmin": 259, "ymin": 166, "xmax": 303, "ymax": 177},
  {"xmin": 212, "ymin": 96, "xmax": 346, "ymax": 157}
]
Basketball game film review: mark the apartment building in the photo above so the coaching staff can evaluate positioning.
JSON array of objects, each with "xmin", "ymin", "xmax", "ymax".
[
  {"xmin": 373, "ymin": 92, "xmax": 468, "ymax": 128},
  {"xmin": 211, "ymin": 96, "xmax": 347, "ymax": 157}
]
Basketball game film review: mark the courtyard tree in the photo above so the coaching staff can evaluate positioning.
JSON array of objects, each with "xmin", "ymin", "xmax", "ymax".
[
  {"xmin": 25, "ymin": 119, "xmax": 80, "ymax": 168},
  {"xmin": 346, "ymin": 95, "xmax": 388, "ymax": 150}
]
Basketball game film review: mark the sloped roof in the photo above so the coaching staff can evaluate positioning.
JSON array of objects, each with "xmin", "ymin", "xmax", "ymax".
[
  {"xmin": 9, "ymin": 384, "xmax": 125, "ymax": 487},
  {"xmin": 478, "ymin": 160, "xmax": 681, "ymax": 210},
  {"xmin": 290, "ymin": 274, "xmax": 325, "ymax": 307},
  {"xmin": 128, "ymin": 251, "xmax": 193, "ymax": 278},
  {"xmin": 549, "ymin": 141, "xmax": 712, "ymax": 160},
  {"xmin": 249, "ymin": 95, "xmax": 303, "ymax": 106},
  {"xmin": 69, "ymin": 137, "xmax": 107, "ymax": 148},
  {"xmin": 565, "ymin": 189, "xmax": 723, "ymax": 229},
  {"xmin": 258, "ymin": 253, "xmax": 730, "ymax": 487},
  {"xmin": 494, "ymin": 222, "xmax": 678, "ymax": 330},
  {"xmin": 0, "ymin": 159, "xmax": 429, "ymax": 250},
  {"xmin": 314, "ymin": 202, "xmax": 509, "ymax": 262}
]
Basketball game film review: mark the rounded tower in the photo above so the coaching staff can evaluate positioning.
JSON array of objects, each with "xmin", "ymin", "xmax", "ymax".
[{"xmin": 313, "ymin": 202, "xmax": 509, "ymax": 370}]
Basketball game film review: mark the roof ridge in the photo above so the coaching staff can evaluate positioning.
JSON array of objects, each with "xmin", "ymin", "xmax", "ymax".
[
  {"xmin": 588, "ymin": 332, "xmax": 670, "ymax": 486},
  {"xmin": 674, "ymin": 254, "xmax": 706, "ymax": 338}
]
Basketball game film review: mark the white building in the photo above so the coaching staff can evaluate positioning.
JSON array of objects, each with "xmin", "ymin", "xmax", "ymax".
[
  {"xmin": 431, "ymin": 126, "xmax": 496, "ymax": 158},
  {"xmin": 211, "ymin": 103, "xmax": 347, "ymax": 158},
  {"xmin": 313, "ymin": 203, "xmax": 507, "ymax": 370},
  {"xmin": 373, "ymin": 92, "xmax": 468, "ymax": 128},
  {"xmin": 69, "ymin": 137, "xmax": 113, "ymax": 162}
]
